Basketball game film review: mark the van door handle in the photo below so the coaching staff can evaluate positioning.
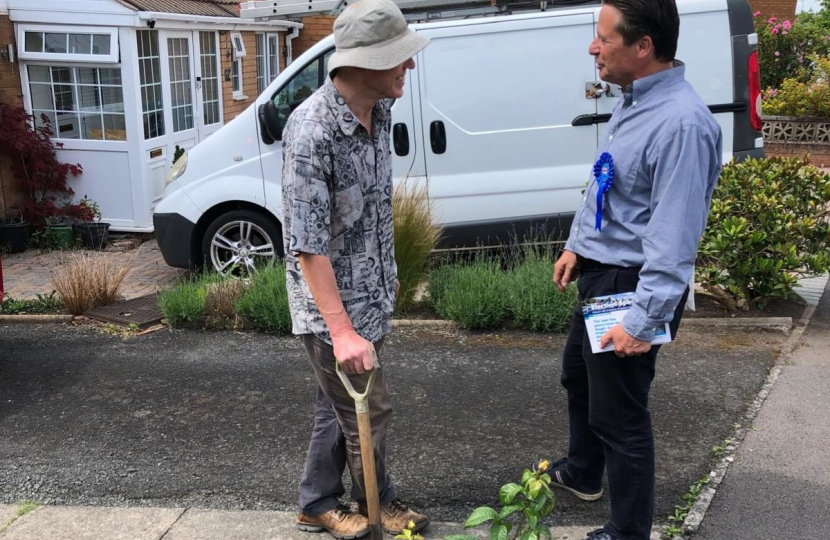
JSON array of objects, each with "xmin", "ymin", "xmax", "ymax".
[
  {"xmin": 571, "ymin": 113, "xmax": 612, "ymax": 126},
  {"xmin": 430, "ymin": 121, "xmax": 446, "ymax": 154},
  {"xmin": 393, "ymin": 123, "xmax": 409, "ymax": 156}
]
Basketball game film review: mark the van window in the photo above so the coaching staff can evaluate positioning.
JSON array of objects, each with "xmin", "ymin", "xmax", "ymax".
[{"xmin": 274, "ymin": 49, "xmax": 334, "ymax": 111}]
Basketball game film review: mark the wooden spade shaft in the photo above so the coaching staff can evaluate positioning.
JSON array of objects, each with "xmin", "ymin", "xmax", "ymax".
[
  {"xmin": 336, "ymin": 348, "xmax": 383, "ymax": 540},
  {"xmin": 357, "ymin": 405, "xmax": 383, "ymax": 540}
]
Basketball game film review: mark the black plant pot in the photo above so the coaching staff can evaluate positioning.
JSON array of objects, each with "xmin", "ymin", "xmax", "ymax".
[
  {"xmin": 0, "ymin": 219, "xmax": 30, "ymax": 253},
  {"xmin": 74, "ymin": 222, "xmax": 110, "ymax": 250}
]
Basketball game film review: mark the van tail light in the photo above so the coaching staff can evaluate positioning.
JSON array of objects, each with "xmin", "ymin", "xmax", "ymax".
[{"xmin": 748, "ymin": 50, "xmax": 763, "ymax": 132}]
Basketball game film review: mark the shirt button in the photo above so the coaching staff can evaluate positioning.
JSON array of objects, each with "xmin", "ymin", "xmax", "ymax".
[
  {"xmin": 608, "ymin": 135, "xmax": 614, "ymax": 141},
  {"xmin": 633, "ymin": 100, "xmax": 638, "ymax": 106},
  {"xmin": 582, "ymin": 196, "xmax": 587, "ymax": 202}
]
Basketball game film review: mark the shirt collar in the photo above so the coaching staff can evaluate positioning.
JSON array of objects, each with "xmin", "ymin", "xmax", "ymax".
[
  {"xmin": 323, "ymin": 77, "xmax": 389, "ymax": 137},
  {"xmin": 624, "ymin": 60, "xmax": 685, "ymax": 105}
]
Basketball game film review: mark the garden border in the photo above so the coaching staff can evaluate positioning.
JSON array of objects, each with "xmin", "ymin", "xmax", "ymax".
[
  {"xmin": 0, "ymin": 315, "xmax": 74, "ymax": 323},
  {"xmin": 391, "ymin": 316, "xmax": 795, "ymax": 333}
]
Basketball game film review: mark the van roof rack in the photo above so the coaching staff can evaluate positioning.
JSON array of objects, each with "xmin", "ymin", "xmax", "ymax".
[{"xmin": 240, "ymin": 0, "xmax": 598, "ymax": 22}]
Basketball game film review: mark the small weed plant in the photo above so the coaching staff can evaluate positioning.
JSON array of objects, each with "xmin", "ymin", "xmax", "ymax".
[
  {"xmin": 445, "ymin": 460, "xmax": 556, "ymax": 540},
  {"xmin": 662, "ymin": 476, "xmax": 711, "ymax": 539}
]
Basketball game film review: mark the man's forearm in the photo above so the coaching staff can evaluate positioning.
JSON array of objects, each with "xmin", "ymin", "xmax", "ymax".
[{"xmin": 298, "ymin": 253, "xmax": 355, "ymax": 338}]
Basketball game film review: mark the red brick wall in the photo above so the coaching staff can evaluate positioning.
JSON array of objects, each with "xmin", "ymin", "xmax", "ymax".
[
  {"xmin": 221, "ymin": 31, "xmax": 259, "ymax": 122},
  {"xmin": 0, "ymin": 13, "xmax": 26, "ymax": 219},
  {"xmin": 220, "ymin": 31, "xmax": 290, "ymax": 122},
  {"xmin": 749, "ymin": 0, "xmax": 797, "ymax": 20},
  {"xmin": 765, "ymin": 142, "xmax": 830, "ymax": 167},
  {"xmin": 292, "ymin": 16, "xmax": 335, "ymax": 59}
]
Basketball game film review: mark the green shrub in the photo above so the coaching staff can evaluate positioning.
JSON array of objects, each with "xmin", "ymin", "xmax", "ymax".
[
  {"xmin": 158, "ymin": 272, "xmax": 224, "ymax": 324},
  {"xmin": 762, "ymin": 56, "xmax": 830, "ymax": 117},
  {"xmin": 393, "ymin": 181, "xmax": 443, "ymax": 312},
  {"xmin": 425, "ymin": 261, "xmax": 457, "ymax": 309},
  {"xmin": 235, "ymin": 264, "xmax": 292, "ymax": 333},
  {"xmin": 505, "ymin": 249, "xmax": 578, "ymax": 332},
  {"xmin": 696, "ymin": 157, "xmax": 830, "ymax": 311},
  {"xmin": 432, "ymin": 259, "xmax": 508, "ymax": 330}
]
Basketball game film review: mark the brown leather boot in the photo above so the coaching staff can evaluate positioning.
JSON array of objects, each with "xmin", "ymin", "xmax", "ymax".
[
  {"xmin": 354, "ymin": 499, "xmax": 430, "ymax": 535},
  {"xmin": 296, "ymin": 505, "xmax": 370, "ymax": 539}
]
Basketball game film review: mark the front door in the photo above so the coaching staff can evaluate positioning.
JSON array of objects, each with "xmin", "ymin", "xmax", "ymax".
[
  {"xmin": 160, "ymin": 31, "xmax": 199, "ymax": 160},
  {"xmin": 141, "ymin": 29, "xmax": 224, "ymax": 209},
  {"xmin": 195, "ymin": 31, "xmax": 223, "ymax": 140}
]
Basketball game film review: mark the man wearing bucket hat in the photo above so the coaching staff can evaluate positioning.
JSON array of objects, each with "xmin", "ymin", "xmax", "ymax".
[{"xmin": 281, "ymin": 0, "xmax": 430, "ymax": 538}]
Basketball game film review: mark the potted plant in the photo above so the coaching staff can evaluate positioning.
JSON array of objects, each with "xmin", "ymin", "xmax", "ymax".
[
  {"xmin": 0, "ymin": 210, "xmax": 29, "ymax": 254},
  {"xmin": 44, "ymin": 214, "xmax": 76, "ymax": 249},
  {"xmin": 73, "ymin": 196, "xmax": 110, "ymax": 250}
]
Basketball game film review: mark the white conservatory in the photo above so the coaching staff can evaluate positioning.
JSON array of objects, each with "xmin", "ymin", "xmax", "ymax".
[{"xmin": 8, "ymin": 0, "xmax": 300, "ymax": 231}]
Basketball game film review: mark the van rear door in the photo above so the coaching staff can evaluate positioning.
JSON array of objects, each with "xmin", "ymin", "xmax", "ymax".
[{"xmin": 416, "ymin": 12, "xmax": 599, "ymax": 247}]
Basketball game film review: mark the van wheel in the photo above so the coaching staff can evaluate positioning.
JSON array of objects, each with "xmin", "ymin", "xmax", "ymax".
[{"xmin": 202, "ymin": 210, "xmax": 282, "ymax": 275}]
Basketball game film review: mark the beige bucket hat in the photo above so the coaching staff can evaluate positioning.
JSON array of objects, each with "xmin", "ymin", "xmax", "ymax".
[{"xmin": 327, "ymin": 0, "xmax": 430, "ymax": 73}]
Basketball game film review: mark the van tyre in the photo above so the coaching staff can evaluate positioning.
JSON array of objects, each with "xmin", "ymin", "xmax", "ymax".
[{"xmin": 202, "ymin": 210, "xmax": 282, "ymax": 275}]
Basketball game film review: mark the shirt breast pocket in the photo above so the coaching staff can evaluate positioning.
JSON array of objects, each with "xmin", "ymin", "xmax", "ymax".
[
  {"xmin": 331, "ymin": 184, "xmax": 364, "ymax": 239},
  {"xmin": 608, "ymin": 150, "xmax": 645, "ymax": 200}
]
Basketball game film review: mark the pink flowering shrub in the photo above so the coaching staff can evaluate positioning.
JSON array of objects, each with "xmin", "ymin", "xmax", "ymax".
[{"xmin": 755, "ymin": 11, "xmax": 829, "ymax": 90}]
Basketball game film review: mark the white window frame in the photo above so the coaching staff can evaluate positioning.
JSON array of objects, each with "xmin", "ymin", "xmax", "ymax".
[
  {"xmin": 230, "ymin": 32, "xmax": 246, "ymax": 58},
  {"xmin": 232, "ymin": 56, "xmax": 244, "ymax": 99},
  {"xmin": 256, "ymin": 32, "xmax": 280, "ymax": 93},
  {"xmin": 18, "ymin": 24, "xmax": 120, "ymax": 64},
  {"xmin": 21, "ymin": 62, "xmax": 128, "ymax": 146},
  {"xmin": 199, "ymin": 31, "xmax": 223, "ymax": 128},
  {"xmin": 230, "ymin": 32, "xmax": 246, "ymax": 100}
]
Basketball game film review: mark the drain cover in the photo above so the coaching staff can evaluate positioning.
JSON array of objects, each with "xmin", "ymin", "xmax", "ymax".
[{"xmin": 85, "ymin": 295, "xmax": 163, "ymax": 328}]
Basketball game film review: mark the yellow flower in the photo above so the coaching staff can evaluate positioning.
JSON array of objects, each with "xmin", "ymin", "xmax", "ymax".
[{"xmin": 537, "ymin": 459, "xmax": 550, "ymax": 473}]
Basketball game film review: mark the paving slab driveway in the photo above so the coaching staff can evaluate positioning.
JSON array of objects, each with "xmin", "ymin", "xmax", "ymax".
[{"xmin": 0, "ymin": 323, "xmax": 782, "ymax": 527}]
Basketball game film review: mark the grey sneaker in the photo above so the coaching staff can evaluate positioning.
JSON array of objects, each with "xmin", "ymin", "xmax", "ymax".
[
  {"xmin": 583, "ymin": 528, "xmax": 618, "ymax": 540},
  {"xmin": 547, "ymin": 457, "xmax": 603, "ymax": 502}
]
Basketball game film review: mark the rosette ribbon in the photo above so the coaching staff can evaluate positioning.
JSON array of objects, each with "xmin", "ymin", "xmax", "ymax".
[{"xmin": 592, "ymin": 152, "xmax": 614, "ymax": 231}]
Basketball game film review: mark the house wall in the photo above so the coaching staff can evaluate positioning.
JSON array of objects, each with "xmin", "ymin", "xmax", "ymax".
[
  {"xmin": 0, "ymin": 10, "xmax": 26, "ymax": 219},
  {"xmin": 292, "ymin": 15, "xmax": 335, "ymax": 59},
  {"xmin": 221, "ymin": 30, "xmax": 256, "ymax": 121},
  {"xmin": 749, "ymin": 0, "xmax": 797, "ymax": 20},
  {"xmin": 221, "ymin": 30, "xmax": 289, "ymax": 122}
]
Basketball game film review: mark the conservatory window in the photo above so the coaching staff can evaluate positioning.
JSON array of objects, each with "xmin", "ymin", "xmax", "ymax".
[{"xmin": 19, "ymin": 25, "xmax": 119, "ymax": 63}]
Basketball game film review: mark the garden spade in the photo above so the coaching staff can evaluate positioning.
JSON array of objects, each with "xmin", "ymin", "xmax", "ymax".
[{"xmin": 336, "ymin": 346, "xmax": 383, "ymax": 540}]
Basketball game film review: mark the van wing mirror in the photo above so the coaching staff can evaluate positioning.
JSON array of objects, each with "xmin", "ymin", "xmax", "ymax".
[{"xmin": 259, "ymin": 100, "xmax": 289, "ymax": 144}]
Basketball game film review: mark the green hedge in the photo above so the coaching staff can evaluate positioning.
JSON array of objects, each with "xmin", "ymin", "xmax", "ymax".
[
  {"xmin": 697, "ymin": 157, "xmax": 830, "ymax": 310},
  {"xmin": 427, "ymin": 251, "xmax": 578, "ymax": 331}
]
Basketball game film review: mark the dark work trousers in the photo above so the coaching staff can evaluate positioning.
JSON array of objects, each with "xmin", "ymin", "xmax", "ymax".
[
  {"xmin": 561, "ymin": 258, "xmax": 688, "ymax": 540},
  {"xmin": 298, "ymin": 334, "xmax": 397, "ymax": 515}
]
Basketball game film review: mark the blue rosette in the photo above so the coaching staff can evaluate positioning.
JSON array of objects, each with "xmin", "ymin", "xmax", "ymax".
[{"xmin": 592, "ymin": 152, "xmax": 614, "ymax": 231}]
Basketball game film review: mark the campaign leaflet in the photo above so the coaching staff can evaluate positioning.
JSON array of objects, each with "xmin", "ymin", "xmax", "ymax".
[{"xmin": 581, "ymin": 292, "xmax": 671, "ymax": 354}]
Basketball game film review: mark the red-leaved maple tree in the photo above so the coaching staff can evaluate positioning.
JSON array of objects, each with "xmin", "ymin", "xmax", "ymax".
[{"xmin": 0, "ymin": 103, "xmax": 93, "ymax": 225}]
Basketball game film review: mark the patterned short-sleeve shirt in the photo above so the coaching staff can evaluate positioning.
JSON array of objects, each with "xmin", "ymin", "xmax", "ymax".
[{"xmin": 281, "ymin": 77, "xmax": 397, "ymax": 344}]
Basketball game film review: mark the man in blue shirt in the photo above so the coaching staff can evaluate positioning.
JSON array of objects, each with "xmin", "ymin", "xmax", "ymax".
[{"xmin": 551, "ymin": 0, "xmax": 722, "ymax": 539}]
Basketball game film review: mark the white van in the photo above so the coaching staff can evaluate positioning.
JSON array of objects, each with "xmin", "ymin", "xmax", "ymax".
[{"xmin": 153, "ymin": 0, "xmax": 763, "ymax": 273}]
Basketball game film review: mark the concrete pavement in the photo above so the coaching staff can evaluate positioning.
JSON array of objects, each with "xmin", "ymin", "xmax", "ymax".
[
  {"xmin": 694, "ymin": 277, "xmax": 830, "ymax": 538},
  {"xmin": 0, "ymin": 503, "xmax": 665, "ymax": 540}
]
